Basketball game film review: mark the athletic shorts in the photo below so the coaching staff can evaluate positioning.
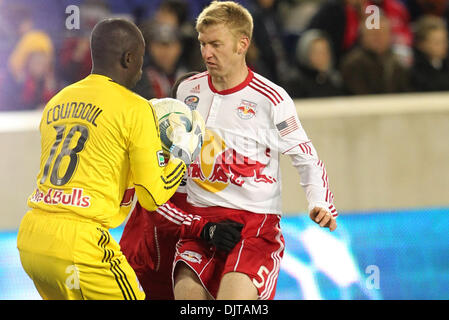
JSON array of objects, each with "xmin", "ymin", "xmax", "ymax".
[
  {"xmin": 17, "ymin": 210, "xmax": 145, "ymax": 300},
  {"xmin": 120, "ymin": 193, "xmax": 187, "ymax": 300},
  {"xmin": 173, "ymin": 207, "xmax": 285, "ymax": 300}
]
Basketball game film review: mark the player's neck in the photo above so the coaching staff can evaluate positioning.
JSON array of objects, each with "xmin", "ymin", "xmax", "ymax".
[
  {"xmin": 91, "ymin": 68, "xmax": 129, "ymax": 89},
  {"xmin": 211, "ymin": 63, "xmax": 248, "ymax": 92}
]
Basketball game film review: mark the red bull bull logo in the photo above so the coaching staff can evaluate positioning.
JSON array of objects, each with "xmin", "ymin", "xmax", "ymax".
[
  {"xmin": 236, "ymin": 99, "xmax": 257, "ymax": 120},
  {"xmin": 190, "ymin": 129, "xmax": 276, "ymax": 193}
]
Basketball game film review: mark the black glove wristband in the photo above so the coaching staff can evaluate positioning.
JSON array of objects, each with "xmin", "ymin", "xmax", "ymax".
[{"xmin": 201, "ymin": 221, "xmax": 244, "ymax": 252}]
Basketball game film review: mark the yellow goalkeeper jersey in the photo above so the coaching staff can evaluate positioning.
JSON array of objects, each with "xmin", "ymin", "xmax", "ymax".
[{"xmin": 28, "ymin": 74, "xmax": 186, "ymax": 228}]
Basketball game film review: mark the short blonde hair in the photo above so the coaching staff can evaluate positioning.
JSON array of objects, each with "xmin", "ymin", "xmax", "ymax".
[
  {"xmin": 414, "ymin": 15, "xmax": 447, "ymax": 45},
  {"xmin": 196, "ymin": 1, "xmax": 253, "ymax": 41}
]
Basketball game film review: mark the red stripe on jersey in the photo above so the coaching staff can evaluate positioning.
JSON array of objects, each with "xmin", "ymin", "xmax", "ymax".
[
  {"xmin": 187, "ymin": 71, "xmax": 208, "ymax": 81},
  {"xmin": 250, "ymin": 80, "xmax": 280, "ymax": 104},
  {"xmin": 299, "ymin": 142, "xmax": 312, "ymax": 155},
  {"xmin": 282, "ymin": 141, "xmax": 312, "ymax": 154},
  {"xmin": 306, "ymin": 144, "xmax": 312, "ymax": 155},
  {"xmin": 320, "ymin": 165, "xmax": 327, "ymax": 188},
  {"xmin": 252, "ymin": 76, "xmax": 284, "ymax": 103},
  {"xmin": 317, "ymin": 160, "xmax": 333, "ymax": 205},
  {"xmin": 248, "ymin": 83, "xmax": 277, "ymax": 105}
]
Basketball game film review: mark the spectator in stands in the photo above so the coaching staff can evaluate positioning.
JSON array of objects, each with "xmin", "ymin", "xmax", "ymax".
[
  {"xmin": 368, "ymin": 0, "xmax": 413, "ymax": 67},
  {"xmin": 0, "ymin": 5, "xmax": 56, "ymax": 110},
  {"xmin": 283, "ymin": 0, "xmax": 323, "ymax": 35},
  {"xmin": 1, "ymin": 48, "xmax": 56, "ymax": 111},
  {"xmin": 133, "ymin": 23, "xmax": 188, "ymax": 99},
  {"xmin": 153, "ymin": 0, "xmax": 189, "ymax": 26},
  {"xmin": 405, "ymin": 0, "xmax": 448, "ymax": 21},
  {"xmin": 410, "ymin": 15, "xmax": 449, "ymax": 92},
  {"xmin": 249, "ymin": 0, "xmax": 293, "ymax": 86},
  {"xmin": 306, "ymin": 0, "xmax": 367, "ymax": 67},
  {"xmin": 287, "ymin": 29, "xmax": 344, "ymax": 98},
  {"xmin": 58, "ymin": 0, "xmax": 111, "ymax": 86},
  {"xmin": 152, "ymin": 0, "xmax": 204, "ymax": 71},
  {"xmin": 340, "ymin": 15, "xmax": 410, "ymax": 95}
]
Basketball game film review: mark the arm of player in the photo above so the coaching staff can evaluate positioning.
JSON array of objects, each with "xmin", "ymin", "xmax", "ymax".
[
  {"xmin": 128, "ymin": 100, "xmax": 187, "ymax": 212},
  {"xmin": 147, "ymin": 198, "xmax": 243, "ymax": 252},
  {"xmin": 153, "ymin": 199, "xmax": 206, "ymax": 239},
  {"xmin": 284, "ymin": 145, "xmax": 338, "ymax": 231},
  {"xmin": 283, "ymin": 143, "xmax": 338, "ymax": 218},
  {"xmin": 271, "ymin": 95, "xmax": 338, "ymax": 231}
]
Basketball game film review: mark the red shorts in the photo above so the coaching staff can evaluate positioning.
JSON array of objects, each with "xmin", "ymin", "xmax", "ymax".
[
  {"xmin": 173, "ymin": 207, "xmax": 285, "ymax": 300},
  {"xmin": 120, "ymin": 193, "xmax": 188, "ymax": 300}
]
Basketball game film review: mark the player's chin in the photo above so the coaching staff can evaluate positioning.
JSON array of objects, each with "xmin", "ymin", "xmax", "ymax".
[{"xmin": 206, "ymin": 64, "xmax": 220, "ymax": 75}]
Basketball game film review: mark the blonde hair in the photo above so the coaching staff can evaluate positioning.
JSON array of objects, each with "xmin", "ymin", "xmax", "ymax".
[
  {"xmin": 196, "ymin": 1, "xmax": 253, "ymax": 41},
  {"xmin": 413, "ymin": 15, "xmax": 447, "ymax": 46}
]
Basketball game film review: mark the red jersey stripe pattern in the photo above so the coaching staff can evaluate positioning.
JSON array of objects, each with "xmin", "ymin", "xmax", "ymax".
[
  {"xmin": 317, "ymin": 160, "xmax": 338, "ymax": 217},
  {"xmin": 248, "ymin": 76, "xmax": 283, "ymax": 106}
]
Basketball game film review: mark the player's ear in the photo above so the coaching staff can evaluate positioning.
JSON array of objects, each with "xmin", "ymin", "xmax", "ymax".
[
  {"xmin": 120, "ymin": 51, "xmax": 131, "ymax": 68},
  {"xmin": 237, "ymin": 36, "xmax": 250, "ymax": 55}
]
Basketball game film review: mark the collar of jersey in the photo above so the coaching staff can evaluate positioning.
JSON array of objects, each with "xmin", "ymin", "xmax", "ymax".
[
  {"xmin": 88, "ymin": 73, "xmax": 113, "ymax": 82},
  {"xmin": 208, "ymin": 67, "xmax": 254, "ymax": 95},
  {"xmin": 87, "ymin": 73, "xmax": 130, "ymax": 92}
]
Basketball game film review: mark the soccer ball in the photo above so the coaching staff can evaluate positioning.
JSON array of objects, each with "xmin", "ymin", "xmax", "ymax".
[{"xmin": 152, "ymin": 98, "xmax": 193, "ymax": 156}]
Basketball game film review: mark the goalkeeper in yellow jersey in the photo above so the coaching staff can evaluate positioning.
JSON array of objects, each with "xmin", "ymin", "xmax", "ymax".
[{"xmin": 16, "ymin": 18, "xmax": 219, "ymax": 300}]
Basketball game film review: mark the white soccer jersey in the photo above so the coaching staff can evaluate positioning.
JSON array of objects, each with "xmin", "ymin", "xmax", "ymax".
[{"xmin": 176, "ymin": 68, "xmax": 337, "ymax": 217}]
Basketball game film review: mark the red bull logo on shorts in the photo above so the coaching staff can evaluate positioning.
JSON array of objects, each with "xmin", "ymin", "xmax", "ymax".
[{"xmin": 180, "ymin": 250, "xmax": 202, "ymax": 264}]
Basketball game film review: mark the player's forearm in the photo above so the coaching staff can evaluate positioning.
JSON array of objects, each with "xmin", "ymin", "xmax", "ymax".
[
  {"xmin": 288, "ymin": 146, "xmax": 338, "ymax": 217},
  {"xmin": 153, "ymin": 201, "xmax": 207, "ymax": 239},
  {"xmin": 134, "ymin": 158, "xmax": 186, "ymax": 211}
]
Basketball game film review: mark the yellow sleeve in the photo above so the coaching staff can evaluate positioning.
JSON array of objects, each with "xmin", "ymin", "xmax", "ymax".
[{"xmin": 128, "ymin": 100, "xmax": 186, "ymax": 211}]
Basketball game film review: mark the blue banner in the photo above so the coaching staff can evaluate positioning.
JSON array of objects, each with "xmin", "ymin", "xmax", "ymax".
[{"xmin": 1, "ymin": 207, "xmax": 448, "ymax": 299}]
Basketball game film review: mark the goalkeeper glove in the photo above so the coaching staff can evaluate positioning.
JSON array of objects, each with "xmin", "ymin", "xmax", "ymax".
[
  {"xmin": 201, "ymin": 220, "xmax": 244, "ymax": 252},
  {"xmin": 169, "ymin": 110, "xmax": 205, "ymax": 166}
]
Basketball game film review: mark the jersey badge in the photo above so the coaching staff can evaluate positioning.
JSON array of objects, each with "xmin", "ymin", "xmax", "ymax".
[
  {"xmin": 157, "ymin": 150, "xmax": 166, "ymax": 167},
  {"xmin": 236, "ymin": 100, "xmax": 257, "ymax": 120}
]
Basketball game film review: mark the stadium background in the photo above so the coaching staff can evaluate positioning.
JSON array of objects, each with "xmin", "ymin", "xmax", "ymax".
[{"xmin": 1, "ymin": 0, "xmax": 449, "ymax": 300}]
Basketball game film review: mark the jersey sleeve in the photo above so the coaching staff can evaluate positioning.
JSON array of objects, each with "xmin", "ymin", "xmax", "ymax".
[
  {"xmin": 271, "ymin": 95, "xmax": 338, "ymax": 217},
  {"xmin": 128, "ymin": 100, "xmax": 187, "ymax": 212},
  {"xmin": 153, "ymin": 199, "xmax": 207, "ymax": 238},
  {"xmin": 123, "ymin": 190, "xmax": 207, "ymax": 239}
]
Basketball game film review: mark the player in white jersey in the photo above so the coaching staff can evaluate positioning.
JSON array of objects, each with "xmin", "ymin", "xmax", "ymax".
[
  {"xmin": 167, "ymin": 1, "xmax": 338, "ymax": 300},
  {"xmin": 178, "ymin": 66, "xmax": 338, "ymax": 216}
]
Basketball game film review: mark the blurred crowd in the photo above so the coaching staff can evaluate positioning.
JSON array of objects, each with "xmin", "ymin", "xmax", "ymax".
[{"xmin": 0, "ymin": 0, "xmax": 449, "ymax": 111}]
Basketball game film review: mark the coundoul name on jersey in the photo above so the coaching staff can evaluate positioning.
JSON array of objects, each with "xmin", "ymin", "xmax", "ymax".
[{"xmin": 30, "ymin": 187, "xmax": 91, "ymax": 208}]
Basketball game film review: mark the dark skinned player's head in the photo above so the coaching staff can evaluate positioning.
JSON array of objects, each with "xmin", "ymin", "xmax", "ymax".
[
  {"xmin": 90, "ymin": 18, "xmax": 145, "ymax": 89},
  {"xmin": 170, "ymin": 71, "xmax": 201, "ymax": 98}
]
